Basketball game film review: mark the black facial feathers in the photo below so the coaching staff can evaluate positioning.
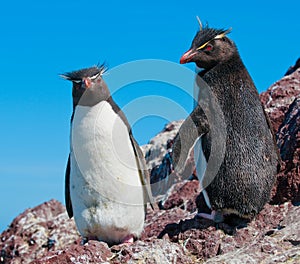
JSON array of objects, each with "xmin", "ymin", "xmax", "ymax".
[{"xmin": 192, "ymin": 26, "xmax": 231, "ymax": 49}]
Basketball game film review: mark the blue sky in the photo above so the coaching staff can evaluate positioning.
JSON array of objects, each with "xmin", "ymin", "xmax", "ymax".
[{"xmin": 0, "ymin": 0, "xmax": 299, "ymax": 232}]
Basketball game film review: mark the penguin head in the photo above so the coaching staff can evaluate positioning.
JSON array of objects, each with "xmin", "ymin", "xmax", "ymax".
[
  {"xmin": 180, "ymin": 19, "xmax": 236, "ymax": 70},
  {"xmin": 61, "ymin": 64, "xmax": 108, "ymax": 107}
]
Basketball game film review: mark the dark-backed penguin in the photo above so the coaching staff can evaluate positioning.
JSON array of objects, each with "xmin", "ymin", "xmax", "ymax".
[
  {"xmin": 61, "ymin": 65, "xmax": 153, "ymax": 245},
  {"xmin": 172, "ymin": 20, "xmax": 280, "ymax": 223}
]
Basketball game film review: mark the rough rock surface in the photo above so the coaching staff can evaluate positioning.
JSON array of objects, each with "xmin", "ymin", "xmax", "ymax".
[
  {"xmin": 284, "ymin": 57, "xmax": 300, "ymax": 76},
  {"xmin": 271, "ymin": 97, "xmax": 300, "ymax": 204},
  {"xmin": 260, "ymin": 68, "xmax": 300, "ymax": 205},
  {"xmin": 260, "ymin": 69, "xmax": 300, "ymax": 132},
  {"xmin": 141, "ymin": 120, "xmax": 183, "ymax": 170},
  {"xmin": 1, "ymin": 199, "xmax": 299, "ymax": 263},
  {"xmin": 141, "ymin": 120, "xmax": 191, "ymax": 197},
  {"xmin": 1, "ymin": 66, "xmax": 300, "ymax": 263},
  {"xmin": 0, "ymin": 200, "xmax": 79, "ymax": 264}
]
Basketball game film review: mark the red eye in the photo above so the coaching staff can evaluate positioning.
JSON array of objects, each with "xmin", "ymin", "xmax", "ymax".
[{"xmin": 205, "ymin": 44, "xmax": 213, "ymax": 51}]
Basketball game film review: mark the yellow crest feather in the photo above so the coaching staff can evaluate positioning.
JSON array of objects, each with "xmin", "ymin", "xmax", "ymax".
[
  {"xmin": 196, "ymin": 41, "xmax": 210, "ymax": 50},
  {"xmin": 214, "ymin": 28, "xmax": 232, "ymax": 40}
]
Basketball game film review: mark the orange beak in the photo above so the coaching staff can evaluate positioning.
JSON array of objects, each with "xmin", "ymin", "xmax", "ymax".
[{"xmin": 180, "ymin": 49, "xmax": 198, "ymax": 64}]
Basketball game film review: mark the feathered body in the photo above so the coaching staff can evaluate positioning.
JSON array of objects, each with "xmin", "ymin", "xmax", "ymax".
[{"xmin": 174, "ymin": 24, "xmax": 280, "ymax": 221}]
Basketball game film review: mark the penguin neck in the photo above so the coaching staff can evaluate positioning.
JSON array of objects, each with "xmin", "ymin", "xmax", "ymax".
[
  {"xmin": 199, "ymin": 54, "xmax": 255, "ymax": 96},
  {"xmin": 72, "ymin": 93, "xmax": 132, "ymax": 133},
  {"xmin": 77, "ymin": 87, "xmax": 110, "ymax": 107},
  {"xmin": 71, "ymin": 91, "xmax": 106, "ymax": 122},
  {"xmin": 71, "ymin": 83, "xmax": 111, "ymax": 121}
]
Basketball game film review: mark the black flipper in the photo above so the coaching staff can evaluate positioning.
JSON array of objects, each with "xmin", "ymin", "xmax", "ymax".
[{"xmin": 65, "ymin": 155, "xmax": 73, "ymax": 218}]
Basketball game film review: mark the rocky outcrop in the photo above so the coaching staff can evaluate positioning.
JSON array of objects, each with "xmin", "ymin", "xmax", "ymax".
[
  {"xmin": 141, "ymin": 121, "xmax": 185, "ymax": 196},
  {"xmin": 260, "ymin": 69, "xmax": 300, "ymax": 132},
  {"xmin": 1, "ymin": 198, "xmax": 299, "ymax": 263},
  {"xmin": 1, "ymin": 66, "xmax": 300, "ymax": 263},
  {"xmin": 259, "ymin": 69, "xmax": 300, "ymax": 205},
  {"xmin": 205, "ymin": 205, "xmax": 300, "ymax": 263},
  {"xmin": 0, "ymin": 200, "xmax": 79, "ymax": 264},
  {"xmin": 142, "ymin": 120, "xmax": 183, "ymax": 170},
  {"xmin": 271, "ymin": 97, "xmax": 300, "ymax": 204},
  {"xmin": 284, "ymin": 58, "xmax": 300, "ymax": 76}
]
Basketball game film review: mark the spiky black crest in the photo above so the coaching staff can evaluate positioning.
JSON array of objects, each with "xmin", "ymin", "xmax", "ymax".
[
  {"xmin": 60, "ymin": 63, "xmax": 107, "ymax": 81},
  {"xmin": 192, "ymin": 26, "xmax": 231, "ymax": 49}
]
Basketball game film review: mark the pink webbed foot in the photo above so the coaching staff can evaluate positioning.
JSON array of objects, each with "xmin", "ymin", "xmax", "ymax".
[
  {"xmin": 120, "ymin": 234, "xmax": 135, "ymax": 244},
  {"xmin": 197, "ymin": 210, "xmax": 224, "ymax": 223}
]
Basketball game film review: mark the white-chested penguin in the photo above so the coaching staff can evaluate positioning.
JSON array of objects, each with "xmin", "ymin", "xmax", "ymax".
[
  {"xmin": 172, "ymin": 20, "xmax": 280, "ymax": 224},
  {"xmin": 61, "ymin": 65, "xmax": 153, "ymax": 245}
]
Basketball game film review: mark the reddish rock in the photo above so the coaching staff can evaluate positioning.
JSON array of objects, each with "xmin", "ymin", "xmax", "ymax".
[
  {"xmin": 260, "ymin": 68, "xmax": 300, "ymax": 205},
  {"xmin": 144, "ymin": 196, "xmax": 297, "ymax": 262},
  {"xmin": 110, "ymin": 238, "xmax": 194, "ymax": 264},
  {"xmin": 271, "ymin": 97, "xmax": 300, "ymax": 204},
  {"xmin": 142, "ymin": 207, "xmax": 194, "ymax": 240},
  {"xmin": 205, "ymin": 203, "xmax": 300, "ymax": 263},
  {"xmin": 159, "ymin": 180, "xmax": 199, "ymax": 211},
  {"xmin": 260, "ymin": 69, "xmax": 300, "ymax": 132},
  {"xmin": 33, "ymin": 241, "xmax": 112, "ymax": 264},
  {"xmin": 0, "ymin": 200, "xmax": 79, "ymax": 264}
]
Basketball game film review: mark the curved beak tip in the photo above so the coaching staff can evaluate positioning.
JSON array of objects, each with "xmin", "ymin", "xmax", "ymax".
[
  {"xmin": 179, "ymin": 57, "xmax": 187, "ymax": 64},
  {"xmin": 179, "ymin": 49, "xmax": 197, "ymax": 64}
]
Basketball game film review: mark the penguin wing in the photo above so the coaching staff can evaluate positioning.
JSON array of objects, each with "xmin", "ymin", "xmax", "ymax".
[
  {"xmin": 129, "ymin": 133, "xmax": 155, "ymax": 212},
  {"xmin": 65, "ymin": 155, "xmax": 73, "ymax": 218},
  {"xmin": 172, "ymin": 105, "xmax": 209, "ymax": 175}
]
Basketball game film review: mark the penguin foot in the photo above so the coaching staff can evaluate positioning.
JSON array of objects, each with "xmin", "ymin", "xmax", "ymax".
[
  {"xmin": 120, "ymin": 234, "xmax": 134, "ymax": 244},
  {"xmin": 197, "ymin": 210, "xmax": 224, "ymax": 223}
]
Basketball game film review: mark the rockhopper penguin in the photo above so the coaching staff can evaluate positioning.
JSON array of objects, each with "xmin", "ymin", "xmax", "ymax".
[
  {"xmin": 61, "ymin": 65, "xmax": 153, "ymax": 245},
  {"xmin": 173, "ymin": 20, "xmax": 280, "ymax": 223}
]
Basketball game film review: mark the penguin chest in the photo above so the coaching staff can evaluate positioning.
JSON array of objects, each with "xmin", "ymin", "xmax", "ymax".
[{"xmin": 70, "ymin": 101, "xmax": 144, "ymax": 241}]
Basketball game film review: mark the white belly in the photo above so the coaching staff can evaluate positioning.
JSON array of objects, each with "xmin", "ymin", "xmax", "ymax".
[
  {"xmin": 70, "ymin": 101, "xmax": 145, "ymax": 243},
  {"xmin": 194, "ymin": 137, "xmax": 211, "ymax": 209}
]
